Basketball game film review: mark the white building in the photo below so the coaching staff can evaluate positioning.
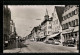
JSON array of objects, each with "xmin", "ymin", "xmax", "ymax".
[
  {"xmin": 47, "ymin": 6, "xmax": 65, "ymax": 44},
  {"xmin": 41, "ymin": 9, "xmax": 52, "ymax": 41},
  {"xmin": 62, "ymin": 5, "xmax": 79, "ymax": 45}
]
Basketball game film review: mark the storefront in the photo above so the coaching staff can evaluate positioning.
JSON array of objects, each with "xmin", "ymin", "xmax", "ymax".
[
  {"xmin": 45, "ymin": 33, "xmax": 61, "ymax": 41},
  {"xmin": 62, "ymin": 26, "xmax": 79, "ymax": 45}
]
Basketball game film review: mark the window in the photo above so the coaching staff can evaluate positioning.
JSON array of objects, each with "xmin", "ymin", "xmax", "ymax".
[
  {"xmin": 69, "ymin": 22, "xmax": 71, "ymax": 27},
  {"xmin": 48, "ymin": 31, "xmax": 50, "ymax": 34},
  {"xmin": 75, "ymin": 19, "xmax": 78, "ymax": 26},
  {"xmin": 71, "ymin": 12, "xmax": 73, "ymax": 17},
  {"xmin": 72, "ymin": 10, "xmax": 75, "ymax": 16},
  {"xmin": 70, "ymin": 5, "xmax": 73, "ymax": 8},
  {"xmin": 63, "ymin": 16, "xmax": 64, "ymax": 20},
  {"xmin": 66, "ymin": 23, "xmax": 68, "ymax": 29},
  {"xmin": 75, "ymin": 32, "xmax": 77, "ymax": 36},
  {"xmin": 64, "ymin": 16, "xmax": 67, "ymax": 20},
  {"xmin": 72, "ymin": 20, "xmax": 75, "ymax": 27},
  {"xmin": 74, "ymin": 9, "xmax": 78, "ymax": 15},
  {"xmin": 56, "ymin": 19, "xmax": 58, "ymax": 24},
  {"xmin": 48, "ymin": 26, "xmax": 52, "ymax": 29},
  {"xmin": 62, "ymin": 25, "xmax": 64, "ymax": 30},
  {"xmin": 66, "ymin": 15, "xmax": 68, "ymax": 18},
  {"xmin": 69, "ymin": 13, "xmax": 71, "ymax": 17},
  {"xmin": 68, "ymin": 13, "xmax": 70, "ymax": 18},
  {"xmin": 64, "ymin": 16, "xmax": 65, "ymax": 20},
  {"xmin": 49, "ymin": 21, "xmax": 51, "ymax": 24},
  {"xmin": 73, "ymin": 20, "xmax": 75, "ymax": 27}
]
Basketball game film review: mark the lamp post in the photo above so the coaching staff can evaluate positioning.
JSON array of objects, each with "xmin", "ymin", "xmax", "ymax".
[{"xmin": 16, "ymin": 36, "xmax": 18, "ymax": 48}]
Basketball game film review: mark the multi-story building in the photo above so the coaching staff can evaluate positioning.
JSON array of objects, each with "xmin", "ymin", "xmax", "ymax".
[
  {"xmin": 3, "ymin": 5, "xmax": 11, "ymax": 49},
  {"xmin": 9, "ymin": 20, "xmax": 17, "ymax": 45},
  {"xmin": 49, "ymin": 6, "xmax": 65, "ymax": 44},
  {"xmin": 31, "ymin": 27, "xmax": 37, "ymax": 41},
  {"xmin": 45, "ymin": 6, "xmax": 65, "ymax": 44},
  {"xmin": 41, "ymin": 9, "xmax": 53, "ymax": 41},
  {"xmin": 62, "ymin": 5, "xmax": 79, "ymax": 45}
]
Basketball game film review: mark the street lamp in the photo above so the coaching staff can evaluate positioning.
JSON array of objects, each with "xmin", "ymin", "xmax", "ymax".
[{"xmin": 16, "ymin": 36, "xmax": 18, "ymax": 48}]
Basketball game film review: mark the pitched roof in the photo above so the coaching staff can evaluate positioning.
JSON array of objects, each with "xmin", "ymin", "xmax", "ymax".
[{"xmin": 55, "ymin": 6, "xmax": 65, "ymax": 24}]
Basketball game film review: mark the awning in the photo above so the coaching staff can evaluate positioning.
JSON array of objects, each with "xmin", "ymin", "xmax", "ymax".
[
  {"xmin": 62, "ymin": 26, "xmax": 79, "ymax": 34},
  {"xmin": 47, "ymin": 33, "xmax": 60, "ymax": 39},
  {"xmin": 62, "ymin": 30, "xmax": 72, "ymax": 34}
]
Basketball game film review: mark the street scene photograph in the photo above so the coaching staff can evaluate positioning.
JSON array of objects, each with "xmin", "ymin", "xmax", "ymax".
[{"xmin": 3, "ymin": 5, "xmax": 79, "ymax": 53}]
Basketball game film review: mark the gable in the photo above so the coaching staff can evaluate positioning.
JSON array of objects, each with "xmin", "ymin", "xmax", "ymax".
[{"xmin": 55, "ymin": 6, "xmax": 65, "ymax": 24}]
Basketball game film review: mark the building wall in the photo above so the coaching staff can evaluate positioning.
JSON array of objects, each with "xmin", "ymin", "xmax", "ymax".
[
  {"xmin": 62, "ymin": 5, "xmax": 79, "ymax": 43},
  {"xmin": 3, "ymin": 5, "xmax": 11, "ymax": 49},
  {"xmin": 52, "ymin": 7, "xmax": 62, "ymax": 34},
  {"xmin": 46, "ymin": 21, "xmax": 52, "ymax": 36}
]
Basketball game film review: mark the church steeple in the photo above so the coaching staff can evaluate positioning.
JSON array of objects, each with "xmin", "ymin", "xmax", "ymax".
[{"xmin": 44, "ymin": 8, "xmax": 49, "ymax": 20}]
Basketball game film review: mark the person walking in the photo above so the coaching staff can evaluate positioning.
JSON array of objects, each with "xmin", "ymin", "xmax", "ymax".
[{"xmin": 77, "ymin": 35, "xmax": 79, "ymax": 50}]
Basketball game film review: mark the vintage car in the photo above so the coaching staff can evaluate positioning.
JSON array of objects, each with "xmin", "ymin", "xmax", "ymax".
[
  {"xmin": 45, "ymin": 40, "xmax": 54, "ymax": 44},
  {"xmin": 53, "ymin": 40, "xmax": 61, "ymax": 45},
  {"xmin": 62, "ymin": 40, "xmax": 75, "ymax": 47}
]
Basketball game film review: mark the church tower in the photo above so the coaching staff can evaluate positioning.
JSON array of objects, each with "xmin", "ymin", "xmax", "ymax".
[{"xmin": 44, "ymin": 9, "xmax": 49, "ymax": 20}]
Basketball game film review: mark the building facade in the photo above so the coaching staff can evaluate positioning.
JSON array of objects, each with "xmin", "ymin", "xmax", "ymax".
[
  {"xmin": 31, "ymin": 27, "xmax": 37, "ymax": 41},
  {"xmin": 41, "ymin": 9, "xmax": 52, "ymax": 41},
  {"xmin": 9, "ymin": 20, "xmax": 17, "ymax": 45},
  {"xmin": 3, "ymin": 5, "xmax": 11, "ymax": 49},
  {"xmin": 62, "ymin": 5, "xmax": 79, "ymax": 45},
  {"xmin": 51, "ymin": 6, "xmax": 64, "ymax": 43}
]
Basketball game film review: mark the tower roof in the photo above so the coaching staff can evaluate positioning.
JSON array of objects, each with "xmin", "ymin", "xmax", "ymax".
[
  {"xmin": 45, "ymin": 8, "xmax": 48, "ymax": 15},
  {"xmin": 55, "ymin": 6, "xmax": 65, "ymax": 24}
]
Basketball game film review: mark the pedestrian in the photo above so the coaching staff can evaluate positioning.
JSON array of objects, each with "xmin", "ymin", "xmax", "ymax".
[
  {"xmin": 77, "ymin": 35, "xmax": 79, "ymax": 50},
  {"xmin": 71, "ymin": 37, "xmax": 75, "ymax": 44},
  {"xmin": 18, "ymin": 39, "xmax": 22, "ymax": 52}
]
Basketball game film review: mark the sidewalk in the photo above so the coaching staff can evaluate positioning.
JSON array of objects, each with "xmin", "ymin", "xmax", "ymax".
[
  {"xmin": 3, "ymin": 41, "xmax": 27, "ymax": 53},
  {"xmin": 3, "ymin": 48, "xmax": 20, "ymax": 53}
]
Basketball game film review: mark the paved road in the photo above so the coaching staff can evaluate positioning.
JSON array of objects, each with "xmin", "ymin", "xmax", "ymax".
[
  {"xmin": 3, "ymin": 40, "xmax": 78, "ymax": 53},
  {"xmin": 19, "ymin": 40, "xmax": 78, "ymax": 53}
]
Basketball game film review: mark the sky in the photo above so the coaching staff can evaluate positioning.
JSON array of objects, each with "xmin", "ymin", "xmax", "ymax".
[{"xmin": 8, "ymin": 5, "xmax": 65, "ymax": 37}]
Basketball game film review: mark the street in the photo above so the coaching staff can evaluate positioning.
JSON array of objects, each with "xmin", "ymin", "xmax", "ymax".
[{"xmin": 3, "ymin": 40, "xmax": 78, "ymax": 53}]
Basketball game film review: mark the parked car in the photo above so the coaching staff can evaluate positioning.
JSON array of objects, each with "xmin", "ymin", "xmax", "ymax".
[
  {"xmin": 45, "ymin": 40, "xmax": 54, "ymax": 44},
  {"xmin": 62, "ymin": 40, "xmax": 75, "ymax": 47},
  {"xmin": 53, "ymin": 40, "xmax": 61, "ymax": 45},
  {"xmin": 30, "ymin": 39, "xmax": 34, "ymax": 41}
]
